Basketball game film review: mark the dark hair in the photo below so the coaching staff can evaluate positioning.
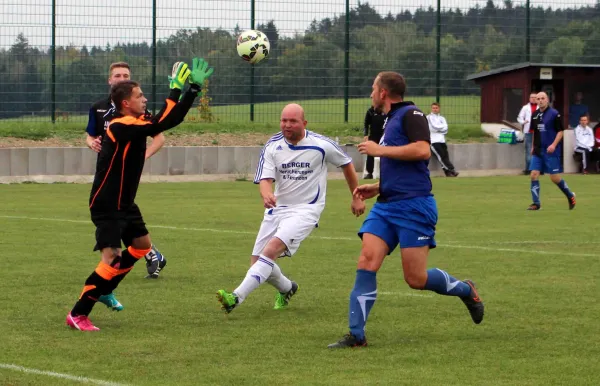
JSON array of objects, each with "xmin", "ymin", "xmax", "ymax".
[
  {"xmin": 111, "ymin": 80, "xmax": 140, "ymax": 111},
  {"xmin": 109, "ymin": 62, "xmax": 130, "ymax": 76},
  {"xmin": 376, "ymin": 71, "xmax": 406, "ymax": 99},
  {"xmin": 431, "ymin": 102, "xmax": 440, "ymax": 107},
  {"xmin": 579, "ymin": 114, "xmax": 589, "ymax": 120}
]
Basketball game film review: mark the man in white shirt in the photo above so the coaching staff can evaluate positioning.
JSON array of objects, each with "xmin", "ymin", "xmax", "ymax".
[
  {"xmin": 427, "ymin": 102, "xmax": 458, "ymax": 177},
  {"xmin": 574, "ymin": 115, "xmax": 595, "ymax": 174},
  {"xmin": 216, "ymin": 103, "xmax": 365, "ymax": 313},
  {"xmin": 517, "ymin": 92, "xmax": 538, "ymax": 174}
]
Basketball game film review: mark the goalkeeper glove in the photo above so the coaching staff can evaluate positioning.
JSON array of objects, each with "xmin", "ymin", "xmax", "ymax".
[
  {"xmin": 188, "ymin": 58, "xmax": 214, "ymax": 91},
  {"xmin": 168, "ymin": 61, "xmax": 191, "ymax": 90}
]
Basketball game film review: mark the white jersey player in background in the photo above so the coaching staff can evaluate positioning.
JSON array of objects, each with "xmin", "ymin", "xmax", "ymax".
[{"xmin": 217, "ymin": 103, "xmax": 365, "ymax": 313}]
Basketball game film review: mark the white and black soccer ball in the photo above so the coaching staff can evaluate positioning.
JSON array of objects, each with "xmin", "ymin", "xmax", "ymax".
[{"xmin": 236, "ymin": 29, "xmax": 270, "ymax": 64}]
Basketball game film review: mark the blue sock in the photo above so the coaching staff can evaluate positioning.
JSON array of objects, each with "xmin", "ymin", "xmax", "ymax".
[
  {"xmin": 348, "ymin": 269, "xmax": 377, "ymax": 341},
  {"xmin": 530, "ymin": 180, "xmax": 540, "ymax": 204},
  {"xmin": 556, "ymin": 179, "xmax": 573, "ymax": 198},
  {"xmin": 424, "ymin": 268, "xmax": 471, "ymax": 297}
]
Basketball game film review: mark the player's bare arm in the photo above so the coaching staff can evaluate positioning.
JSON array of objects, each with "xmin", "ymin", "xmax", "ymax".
[
  {"xmin": 353, "ymin": 182, "xmax": 380, "ymax": 201},
  {"xmin": 357, "ymin": 140, "xmax": 430, "ymax": 161},
  {"xmin": 341, "ymin": 163, "xmax": 365, "ymax": 216},
  {"xmin": 145, "ymin": 133, "xmax": 166, "ymax": 159},
  {"xmin": 259, "ymin": 179, "xmax": 276, "ymax": 208},
  {"xmin": 548, "ymin": 131, "xmax": 563, "ymax": 153}
]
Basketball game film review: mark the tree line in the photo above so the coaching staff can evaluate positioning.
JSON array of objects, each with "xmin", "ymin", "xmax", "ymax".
[{"xmin": 1, "ymin": 0, "xmax": 600, "ymax": 119}]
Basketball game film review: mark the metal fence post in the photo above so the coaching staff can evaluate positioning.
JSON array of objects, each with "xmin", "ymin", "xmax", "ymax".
[
  {"xmin": 51, "ymin": 0, "xmax": 56, "ymax": 123},
  {"xmin": 152, "ymin": 0, "xmax": 157, "ymax": 114},
  {"xmin": 250, "ymin": 0, "xmax": 255, "ymax": 122},
  {"xmin": 526, "ymin": 0, "xmax": 530, "ymax": 62},
  {"xmin": 344, "ymin": 0, "xmax": 350, "ymax": 122},
  {"xmin": 435, "ymin": 0, "xmax": 441, "ymax": 103}
]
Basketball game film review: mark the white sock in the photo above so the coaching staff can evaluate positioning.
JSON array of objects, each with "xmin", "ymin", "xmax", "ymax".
[
  {"xmin": 233, "ymin": 255, "xmax": 275, "ymax": 303},
  {"xmin": 266, "ymin": 262, "xmax": 293, "ymax": 293}
]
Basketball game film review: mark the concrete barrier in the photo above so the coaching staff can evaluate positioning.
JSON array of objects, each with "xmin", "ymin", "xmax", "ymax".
[{"xmin": 0, "ymin": 143, "xmax": 545, "ymax": 179}]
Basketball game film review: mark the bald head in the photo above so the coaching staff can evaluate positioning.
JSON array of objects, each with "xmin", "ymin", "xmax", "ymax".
[
  {"xmin": 280, "ymin": 103, "xmax": 307, "ymax": 144},
  {"xmin": 536, "ymin": 92, "xmax": 549, "ymax": 110},
  {"xmin": 281, "ymin": 103, "xmax": 305, "ymax": 121}
]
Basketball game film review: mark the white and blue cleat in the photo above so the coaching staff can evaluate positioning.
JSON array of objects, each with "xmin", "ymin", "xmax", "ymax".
[{"xmin": 144, "ymin": 245, "xmax": 167, "ymax": 279}]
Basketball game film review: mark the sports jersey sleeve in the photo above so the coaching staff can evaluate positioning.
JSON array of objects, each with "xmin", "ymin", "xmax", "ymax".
[
  {"xmin": 554, "ymin": 112, "xmax": 564, "ymax": 132},
  {"xmin": 404, "ymin": 111, "xmax": 431, "ymax": 143},
  {"xmin": 254, "ymin": 144, "xmax": 276, "ymax": 183},
  {"xmin": 85, "ymin": 108, "xmax": 98, "ymax": 136},
  {"xmin": 322, "ymin": 138, "xmax": 353, "ymax": 167},
  {"xmin": 107, "ymin": 88, "xmax": 196, "ymax": 142}
]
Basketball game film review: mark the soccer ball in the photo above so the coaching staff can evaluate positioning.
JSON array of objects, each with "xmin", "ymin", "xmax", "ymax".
[{"xmin": 236, "ymin": 29, "xmax": 270, "ymax": 64}]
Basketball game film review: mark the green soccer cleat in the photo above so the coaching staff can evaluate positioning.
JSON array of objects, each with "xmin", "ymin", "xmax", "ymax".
[
  {"xmin": 216, "ymin": 290, "xmax": 238, "ymax": 314},
  {"xmin": 274, "ymin": 281, "xmax": 299, "ymax": 310},
  {"xmin": 98, "ymin": 293, "xmax": 124, "ymax": 312}
]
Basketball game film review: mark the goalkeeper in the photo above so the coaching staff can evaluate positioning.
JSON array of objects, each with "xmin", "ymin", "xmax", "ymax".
[{"xmin": 66, "ymin": 58, "xmax": 214, "ymax": 331}]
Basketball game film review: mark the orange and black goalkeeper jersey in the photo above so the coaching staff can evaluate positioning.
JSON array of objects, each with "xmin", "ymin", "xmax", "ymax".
[{"xmin": 89, "ymin": 88, "xmax": 197, "ymax": 211}]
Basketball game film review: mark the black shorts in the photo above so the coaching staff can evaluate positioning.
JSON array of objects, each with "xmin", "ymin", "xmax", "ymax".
[{"xmin": 90, "ymin": 203, "xmax": 149, "ymax": 251}]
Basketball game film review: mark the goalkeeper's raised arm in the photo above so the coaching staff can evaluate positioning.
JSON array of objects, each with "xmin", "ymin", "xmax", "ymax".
[{"xmin": 107, "ymin": 58, "xmax": 214, "ymax": 142}]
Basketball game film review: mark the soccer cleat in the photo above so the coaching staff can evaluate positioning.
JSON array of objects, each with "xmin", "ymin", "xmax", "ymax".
[
  {"xmin": 460, "ymin": 280, "xmax": 484, "ymax": 324},
  {"xmin": 568, "ymin": 193, "xmax": 576, "ymax": 210},
  {"xmin": 145, "ymin": 245, "xmax": 167, "ymax": 279},
  {"xmin": 274, "ymin": 281, "xmax": 299, "ymax": 310},
  {"xmin": 98, "ymin": 293, "xmax": 124, "ymax": 312},
  {"xmin": 527, "ymin": 203, "xmax": 541, "ymax": 211},
  {"xmin": 327, "ymin": 333, "xmax": 367, "ymax": 349},
  {"xmin": 66, "ymin": 313, "xmax": 100, "ymax": 331},
  {"xmin": 216, "ymin": 290, "xmax": 238, "ymax": 314},
  {"xmin": 364, "ymin": 173, "xmax": 373, "ymax": 180}
]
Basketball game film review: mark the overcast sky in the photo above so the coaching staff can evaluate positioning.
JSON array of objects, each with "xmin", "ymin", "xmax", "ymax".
[{"xmin": 1, "ymin": 0, "xmax": 595, "ymax": 49}]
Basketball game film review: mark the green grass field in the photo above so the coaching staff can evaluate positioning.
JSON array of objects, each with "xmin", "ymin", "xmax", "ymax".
[
  {"xmin": 2, "ymin": 176, "xmax": 597, "ymax": 385},
  {"xmin": 0, "ymin": 96, "xmax": 485, "ymax": 143}
]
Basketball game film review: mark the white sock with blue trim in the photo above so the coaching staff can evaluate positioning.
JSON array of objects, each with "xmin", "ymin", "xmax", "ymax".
[
  {"xmin": 233, "ymin": 254, "xmax": 275, "ymax": 303},
  {"xmin": 267, "ymin": 262, "xmax": 293, "ymax": 293}
]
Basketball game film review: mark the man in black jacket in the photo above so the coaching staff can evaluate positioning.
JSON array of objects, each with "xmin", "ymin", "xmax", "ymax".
[{"xmin": 363, "ymin": 106, "xmax": 386, "ymax": 179}]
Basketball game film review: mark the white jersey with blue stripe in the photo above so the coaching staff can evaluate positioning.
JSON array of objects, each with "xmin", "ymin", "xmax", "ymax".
[{"xmin": 254, "ymin": 130, "xmax": 352, "ymax": 208}]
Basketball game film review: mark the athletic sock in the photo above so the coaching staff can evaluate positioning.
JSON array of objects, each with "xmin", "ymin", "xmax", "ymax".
[
  {"xmin": 348, "ymin": 269, "xmax": 377, "ymax": 341},
  {"xmin": 233, "ymin": 255, "xmax": 275, "ymax": 303},
  {"xmin": 423, "ymin": 268, "xmax": 471, "ymax": 297}
]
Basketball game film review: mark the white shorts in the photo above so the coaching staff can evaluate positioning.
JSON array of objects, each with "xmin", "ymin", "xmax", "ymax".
[{"xmin": 251, "ymin": 206, "xmax": 320, "ymax": 257}]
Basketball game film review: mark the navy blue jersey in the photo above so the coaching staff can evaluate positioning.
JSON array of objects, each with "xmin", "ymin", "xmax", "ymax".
[
  {"xmin": 378, "ymin": 102, "xmax": 432, "ymax": 202},
  {"xmin": 531, "ymin": 107, "xmax": 564, "ymax": 156},
  {"xmin": 85, "ymin": 96, "xmax": 113, "ymax": 137}
]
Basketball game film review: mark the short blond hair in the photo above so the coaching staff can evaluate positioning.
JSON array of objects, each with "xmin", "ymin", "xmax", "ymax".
[{"xmin": 109, "ymin": 62, "xmax": 130, "ymax": 77}]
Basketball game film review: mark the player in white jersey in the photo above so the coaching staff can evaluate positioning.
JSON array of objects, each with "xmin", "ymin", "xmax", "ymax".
[{"xmin": 216, "ymin": 103, "xmax": 365, "ymax": 313}]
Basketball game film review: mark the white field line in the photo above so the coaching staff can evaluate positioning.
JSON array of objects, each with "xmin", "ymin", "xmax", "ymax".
[
  {"xmin": 0, "ymin": 215, "xmax": 597, "ymax": 257},
  {"xmin": 0, "ymin": 363, "xmax": 126, "ymax": 386}
]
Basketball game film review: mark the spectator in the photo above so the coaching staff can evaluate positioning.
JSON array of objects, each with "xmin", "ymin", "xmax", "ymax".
[
  {"xmin": 593, "ymin": 120, "xmax": 600, "ymax": 171},
  {"xmin": 362, "ymin": 106, "xmax": 386, "ymax": 179},
  {"xmin": 517, "ymin": 92, "xmax": 538, "ymax": 174},
  {"xmin": 594, "ymin": 120, "xmax": 600, "ymax": 149},
  {"xmin": 574, "ymin": 115, "xmax": 595, "ymax": 174},
  {"xmin": 427, "ymin": 102, "xmax": 458, "ymax": 177},
  {"xmin": 568, "ymin": 91, "xmax": 589, "ymax": 129}
]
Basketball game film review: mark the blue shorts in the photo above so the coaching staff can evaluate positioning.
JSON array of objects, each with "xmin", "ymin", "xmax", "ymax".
[
  {"xmin": 529, "ymin": 153, "xmax": 562, "ymax": 174},
  {"xmin": 358, "ymin": 196, "xmax": 437, "ymax": 254}
]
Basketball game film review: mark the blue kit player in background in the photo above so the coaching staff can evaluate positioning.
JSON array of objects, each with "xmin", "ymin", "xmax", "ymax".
[
  {"xmin": 328, "ymin": 72, "xmax": 484, "ymax": 348},
  {"xmin": 527, "ymin": 91, "xmax": 576, "ymax": 211},
  {"xmin": 85, "ymin": 61, "xmax": 168, "ymax": 284}
]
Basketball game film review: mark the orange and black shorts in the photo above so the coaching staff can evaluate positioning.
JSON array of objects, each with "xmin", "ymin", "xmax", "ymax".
[{"xmin": 90, "ymin": 203, "xmax": 149, "ymax": 251}]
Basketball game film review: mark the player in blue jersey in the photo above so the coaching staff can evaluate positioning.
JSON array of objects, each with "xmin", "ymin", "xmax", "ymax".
[
  {"xmin": 527, "ymin": 91, "xmax": 576, "ymax": 211},
  {"xmin": 328, "ymin": 72, "xmax": 484, "ymax": 348}
]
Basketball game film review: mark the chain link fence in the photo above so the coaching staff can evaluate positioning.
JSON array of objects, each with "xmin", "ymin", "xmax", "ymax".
[{"xmin": 1, "ymin": 0, "xmax": 599, "ymax": 127}]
